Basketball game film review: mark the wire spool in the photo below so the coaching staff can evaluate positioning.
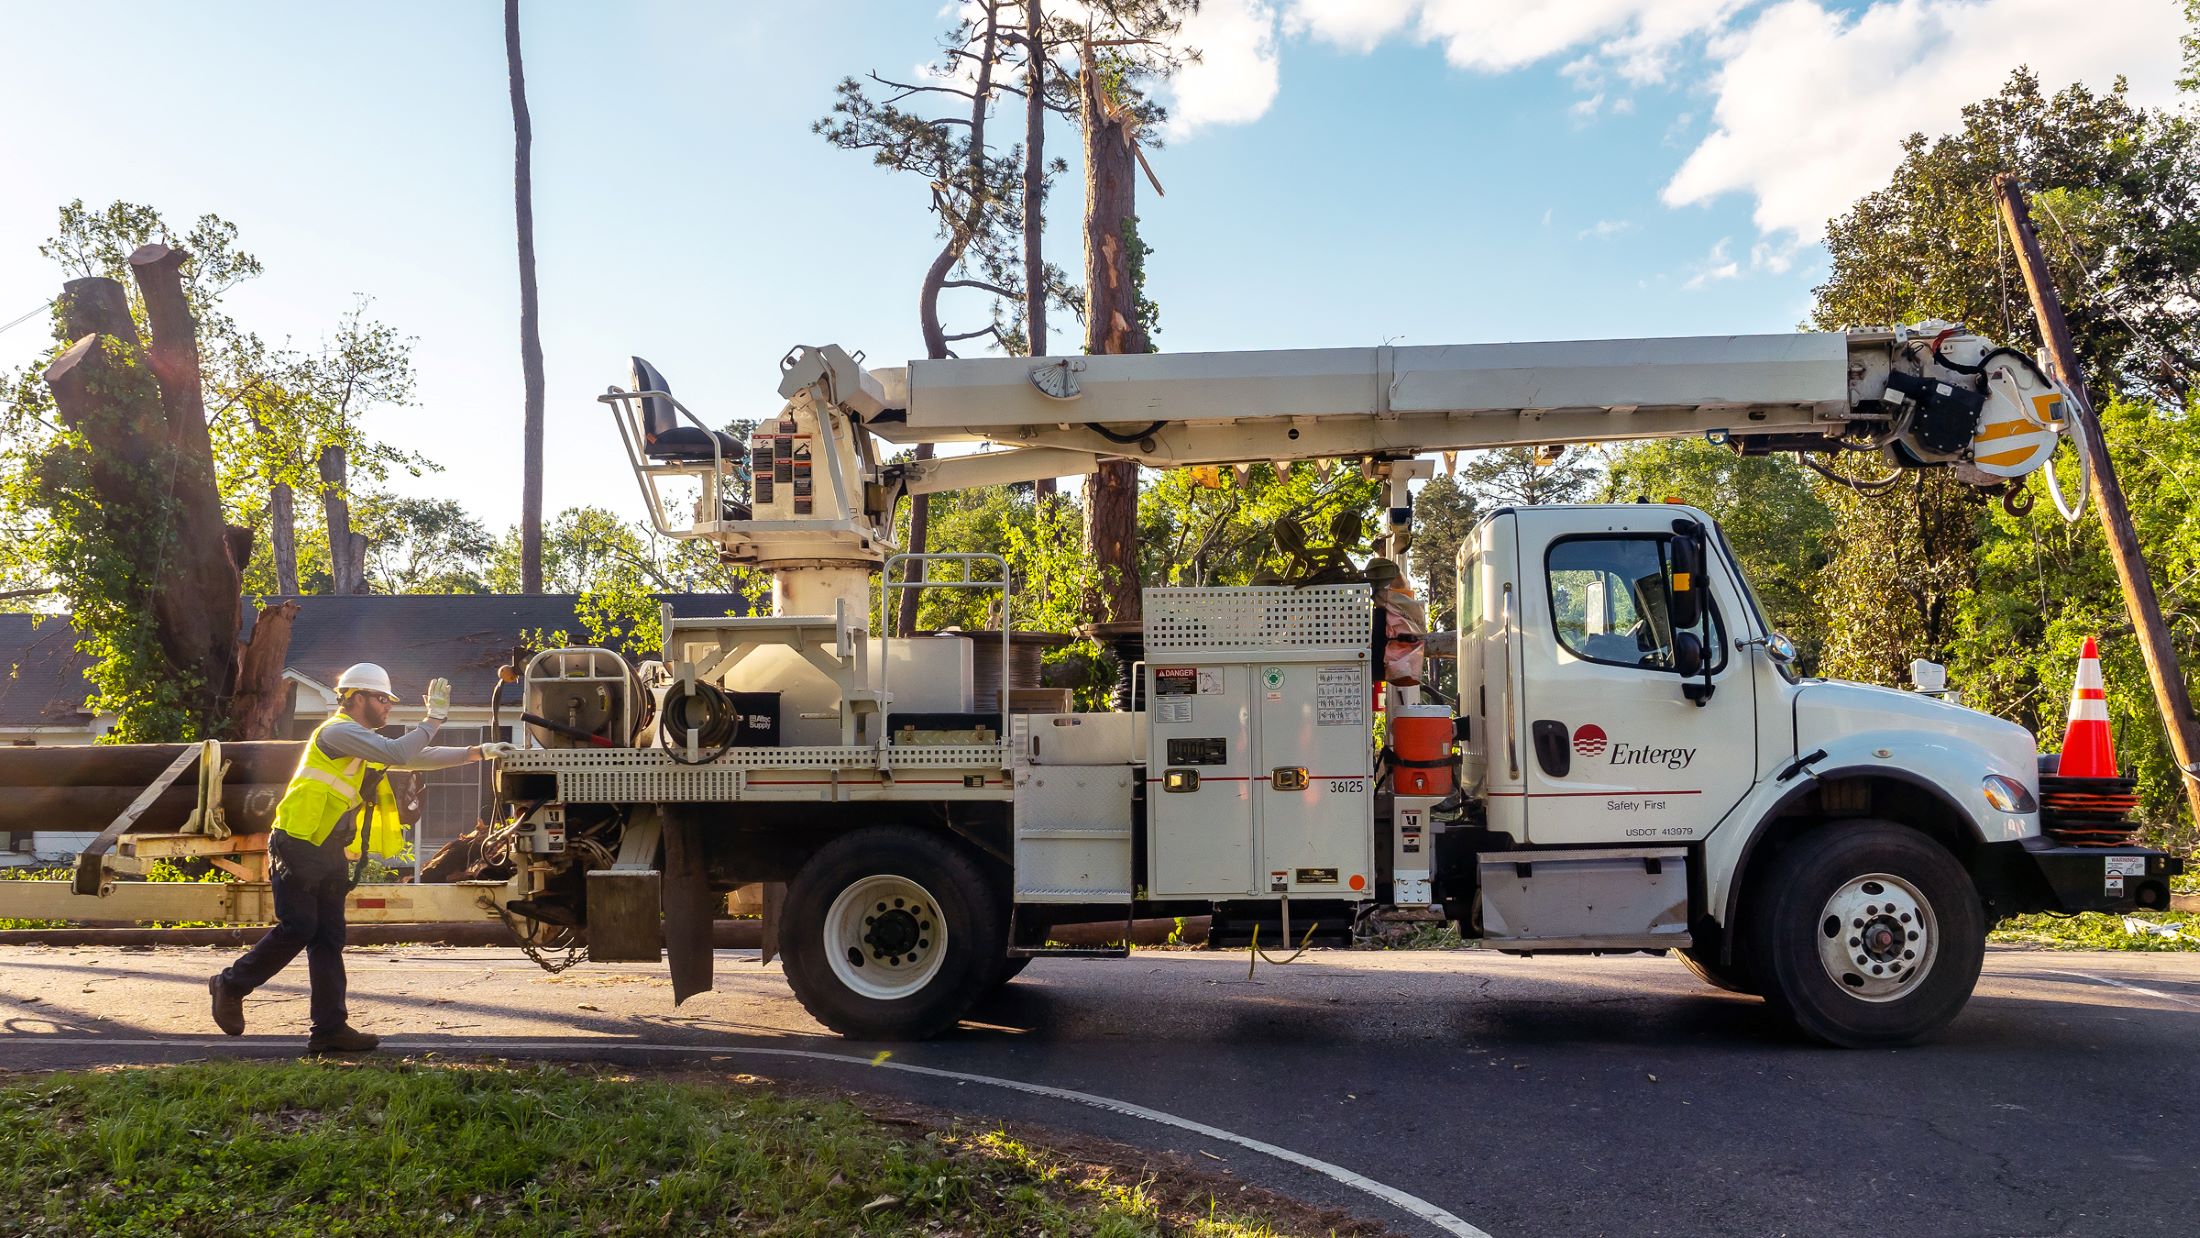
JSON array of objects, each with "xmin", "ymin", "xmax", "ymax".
[
  {"xmin": 659, "ymin": 680, "xmax": 741, "ymax": 765},
  {"xmin": 2038, "ymin": 772, "xmax": 2141, "ymax": 845}
]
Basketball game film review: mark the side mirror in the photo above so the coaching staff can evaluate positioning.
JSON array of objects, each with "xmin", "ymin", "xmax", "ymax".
[
  {"xmin": 1674, "ymin": 631, "xmax": 1704, "ymax": 677},
  {"xmin": 1767, "ymin": 633, "xmax": 1798, "ymax": 664},
  {"xmin": 1669, "ymin": 530, "xmax": 1704, "ymax": 631}
]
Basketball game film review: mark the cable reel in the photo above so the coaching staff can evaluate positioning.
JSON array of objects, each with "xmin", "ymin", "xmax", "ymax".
[{"xmin": 659, "ymin": 678, "xmax": 744, "ymax": 765}]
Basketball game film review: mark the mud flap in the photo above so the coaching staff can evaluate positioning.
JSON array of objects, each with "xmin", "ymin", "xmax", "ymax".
[
  {"xmin": 759, "ymin": 881, "xmax": 785, "ymax": 966},
  {"xmin": 661, "ymin": 809, "xmax": 715, "ymax": 1004}
]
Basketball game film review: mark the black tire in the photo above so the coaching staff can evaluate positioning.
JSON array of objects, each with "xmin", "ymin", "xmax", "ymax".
[
  {"xmin": 780, "ymin": 826, "xmax": 1004, "ymax": 1040},
  {"xmin": 1745, "ymin": 820, "xmax": 1984, "ymax": 1048},
  {"xmin": 1672, "ymin": 945, "xmax": 1756, "ymax": 995}
]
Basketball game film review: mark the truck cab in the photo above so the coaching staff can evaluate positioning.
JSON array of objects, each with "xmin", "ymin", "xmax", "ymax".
[{"xmin": 1444, "ymin": 502, "xmax": 2177, "ymax": 1043}]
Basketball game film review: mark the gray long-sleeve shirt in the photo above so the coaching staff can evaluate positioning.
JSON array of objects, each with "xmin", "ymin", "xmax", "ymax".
[{"xmin": 316, "ymin": 718, "xmax": 475, "ymax": 770}]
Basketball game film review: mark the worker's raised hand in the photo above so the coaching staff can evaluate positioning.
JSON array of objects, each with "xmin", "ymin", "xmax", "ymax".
[
  {"xmin": 424, "ymin": 677, "xmax": 452, "ymax": 721},
  {"xmin": 476, "ymin": 741, "xmax": 518, "ymax": 762}
]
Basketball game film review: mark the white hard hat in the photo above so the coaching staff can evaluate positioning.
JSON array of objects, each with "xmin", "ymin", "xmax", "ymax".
[{"xmin": 336, "ymin": 663, "xmax": 396, "ymax": 699}]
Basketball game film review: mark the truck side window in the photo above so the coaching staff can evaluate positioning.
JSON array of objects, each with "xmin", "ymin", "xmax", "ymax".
[{"xmin": 1545, "ymin": 536, "xmax": 1722, "ymax": 672}]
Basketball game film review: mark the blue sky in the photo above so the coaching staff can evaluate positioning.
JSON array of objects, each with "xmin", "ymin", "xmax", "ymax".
[{"xmin": 1, "ymin": 0, "xmax": 2187, "ymax": 533}]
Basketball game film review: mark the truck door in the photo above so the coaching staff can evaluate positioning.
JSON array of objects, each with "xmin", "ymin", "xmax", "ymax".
[{"xmin": 1512, "ymin": 508, "xmax": 1757, "ymax": 846}]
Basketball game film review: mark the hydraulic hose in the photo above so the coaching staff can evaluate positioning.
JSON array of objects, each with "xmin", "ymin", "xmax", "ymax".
[{"xmin": 659, "ymin": 679, "xmax": 741, "ymax": 765}]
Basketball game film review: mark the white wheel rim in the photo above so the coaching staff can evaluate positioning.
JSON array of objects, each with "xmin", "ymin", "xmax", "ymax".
[
  {"xmin": 1816, "ymin": 871, "xmax": 1938, "ymax": 1003},
  {"xmin": 824, "ymin": 874, "xmax": 948, "ymax": 1001}
]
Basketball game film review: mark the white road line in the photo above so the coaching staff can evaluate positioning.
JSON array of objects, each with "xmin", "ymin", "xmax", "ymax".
[
  {"xmin": 2037, "ymin": 969, "xmax": 2200, "ymax": 1011},
  {"xmin": 13, "ymin": 1035, "xmax": 1492, "ymax": 1238}
]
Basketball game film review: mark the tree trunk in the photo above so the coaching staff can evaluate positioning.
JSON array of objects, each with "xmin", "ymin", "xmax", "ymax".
[
  {"xmin": 1023, "ymin": 0, "xmax": 1048, "ymax": 357},
  {"xmin": 318, "ymin": 443, "xmax": 365, "ymax": 595},
  {"xmin": 1080, "ymin": 52, "xmax": 1147, "ymax": 624},
  {"xmin": 130, "ymin": 246, "xmax": 249, "ymax": 715},
  {"xmin": 269, "ymin": 479, "xmax": 299, "ymax": 594},
  {"xmin": 46, "ymin": 268, "xmax": 253, "ymax": 738},
  {"xmin": 1026, "ymin": 3, "xmax": 1057, "ymax": 503},
  {"xmin": 227, "ymin": 601, "xmax": 301, "ymax": 740},
  {"xmin": 508, "ymin": 0, "xmax": 547, "ymax": 594}
]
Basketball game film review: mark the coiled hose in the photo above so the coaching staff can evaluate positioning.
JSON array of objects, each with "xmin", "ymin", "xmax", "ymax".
[{"xmin": 659, "ymin": 679, "xmax": 742, "ymax": 765}]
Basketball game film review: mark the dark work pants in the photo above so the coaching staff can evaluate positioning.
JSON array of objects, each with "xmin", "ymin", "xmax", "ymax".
[{"xmin": 220, "ymin": 832, "xmax": 350, "ymax": 1034}]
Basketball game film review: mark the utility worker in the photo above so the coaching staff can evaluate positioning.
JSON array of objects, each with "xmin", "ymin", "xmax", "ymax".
[{"xmin": 208, "ymin": 664, "xmax": 506, "ymax": 1054}]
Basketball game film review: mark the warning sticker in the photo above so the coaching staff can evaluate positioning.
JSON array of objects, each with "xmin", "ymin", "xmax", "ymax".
[
  {"xmin": 2106, "ymin": 856, "xmax": 2147, "ymax": 878},
  {"xmin": 1197, "ymin": 668, "xmax": 1225, "ymax": 695},
  {"xmin": 1316, "ymin": 665, "xmax": 1365, "ymax": 727},
  {"xmin": 1158, "ymin": 698, "xmax": 1193, "ymax": 724},
  {"xmin": 1155, "ymin": 667, "xmax": 1197, "ymax": 696}
]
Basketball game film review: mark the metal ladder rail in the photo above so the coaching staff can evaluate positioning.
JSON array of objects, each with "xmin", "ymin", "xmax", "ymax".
[{"xmin": 877, "ymin": 552, "xmax": 1013, "ymax": 740}]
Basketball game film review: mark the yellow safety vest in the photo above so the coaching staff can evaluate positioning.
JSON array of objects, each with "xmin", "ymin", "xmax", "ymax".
[{"xmin": 272, "ymin": 717, "xmax": 409, "ymax": 859}]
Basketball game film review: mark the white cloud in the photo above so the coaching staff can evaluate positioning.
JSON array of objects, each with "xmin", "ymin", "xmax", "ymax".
[
  {"xmin": 1663, "ymin": 0, "xmax": 2190, "ymax": 240},
  {"xmin": 1162, "ymin": 0, "xmax": 1282, "ymax": 136},
  {"xmin": 1153, "ymin": 0, "xmax": 2186, "ymax": 254},
  {"xmin": 1580, "ymin": 218, "xmax": 1636, "ymax": 240},
  {"xmin": 1682, "ymin": 237, "xmax": 1741, "ymax": 289},
  {"xmin": 1286, "ymin": 0, "xmax": 1742, "ymax": 75}
]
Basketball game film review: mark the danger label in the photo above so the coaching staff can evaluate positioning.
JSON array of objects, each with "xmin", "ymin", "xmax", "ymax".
[{"xmin": 1316, "ymin": 665, "xmax": 1365, "ymax": 726}]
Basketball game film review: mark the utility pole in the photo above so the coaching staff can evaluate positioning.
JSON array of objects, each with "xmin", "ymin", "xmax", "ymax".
[{"xmin": 1993, "ymin": 172, "xmax": 2200, "ymax": 821}]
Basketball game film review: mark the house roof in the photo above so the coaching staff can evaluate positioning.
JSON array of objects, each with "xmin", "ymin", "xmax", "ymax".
[
  {"xmin": 0, "ymin": 613, "xmax": 94, "ymax": 729},
  {"xmin": 0, "ymin": 594, "xmax": 752, "ymax": 723},
  {"xmin": 246, "ymin": 593, "xmax": 749, "ymax": 707}
]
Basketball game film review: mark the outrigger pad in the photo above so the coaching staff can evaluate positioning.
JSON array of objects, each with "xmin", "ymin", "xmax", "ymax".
[{"xmin": 660, "ymin": 810, "xmax": 715, "ymax": 1004}]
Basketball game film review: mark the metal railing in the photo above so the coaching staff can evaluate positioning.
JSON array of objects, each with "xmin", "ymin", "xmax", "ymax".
[
  {"xmin": 878, "ymin": 553, "xmax": 1012, "ymax": 738},
  {"xmin": 598, "ymin": 386, "xmax": 729, "ymax": 541}
]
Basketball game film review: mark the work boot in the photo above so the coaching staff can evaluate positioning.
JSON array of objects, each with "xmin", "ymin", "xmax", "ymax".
[
  {"xmin": 305, "ymin": 1026, "xmax": 381, "ymax": 1055},
  {"xmin": 208, "ymin": 975, "xmax": 245, "ymax": 1036}
]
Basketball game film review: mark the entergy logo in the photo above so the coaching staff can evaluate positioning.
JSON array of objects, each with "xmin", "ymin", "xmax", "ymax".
[{"xmin": 1572, "ymin": 723, "xmax": 1608, "ymax": 757}]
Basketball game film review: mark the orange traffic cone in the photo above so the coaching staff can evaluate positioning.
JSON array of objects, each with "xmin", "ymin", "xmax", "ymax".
[{"xmin": 2056, "ymin": 635, "xmax": 2118, "ymax": 778}]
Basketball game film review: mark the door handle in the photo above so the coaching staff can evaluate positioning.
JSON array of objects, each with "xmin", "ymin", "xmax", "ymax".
[{"xmin": 1530, "ymin": 719, "xmax": 1571, "ymax": 778}]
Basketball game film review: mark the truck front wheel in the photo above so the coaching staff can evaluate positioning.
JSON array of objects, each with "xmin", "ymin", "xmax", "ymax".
[
  {"xmin": 781, "ymin": 827, "xmax": 1004, "ymax": 1040},
  {"xmin": 1745, "ymin": 821, "xmax": 1984, "ymax": 1048}
]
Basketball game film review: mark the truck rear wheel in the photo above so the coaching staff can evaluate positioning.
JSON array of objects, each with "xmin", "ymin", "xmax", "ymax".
[
  {"xmin": 1746, "ymin": 820, "xmax": 1983, "ymax": 1048},
  {"xmin": 781, "ymin": 827, "xmax": 1004, "ymax": 1040}
]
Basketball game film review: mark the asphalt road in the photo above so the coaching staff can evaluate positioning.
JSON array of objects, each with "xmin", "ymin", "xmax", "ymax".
[{"xmin": 2, "ymin": 943, "xmax": 2196, "ymax": 1237}]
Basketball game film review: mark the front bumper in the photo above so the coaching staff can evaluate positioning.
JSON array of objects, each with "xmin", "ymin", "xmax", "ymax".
[{"xmin": 2013, "ymin": 838, "xmax": 2183, "ymax": 914}]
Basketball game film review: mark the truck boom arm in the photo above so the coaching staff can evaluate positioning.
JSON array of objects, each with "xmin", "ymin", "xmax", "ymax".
[
  {"xmin": 865, "ymin": 323, "xmax": 2065, "ymax": 496},
  {"xmin": 611, "ymin": 322, "xmax": 2068, "ymax": 590}
]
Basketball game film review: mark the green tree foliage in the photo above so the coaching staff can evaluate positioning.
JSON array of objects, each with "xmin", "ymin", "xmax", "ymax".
[
  {"xmin": 1138, "ymin": 463, "xmax": 1382, "ymax": 588},
  {"xmin": 489, "ymin": 506, "xmax": 761, "ymax": 656},
  {"xmin": 358, "ymin": 497, "xmax": 494, "ymax": 594},
  {"xmin": 1954, "ymin": 396, "xmax": 2200, "ymax": 850},
  {"xmin": 1811, "ymin": 69, "xmax": 2200, "ymax": 846},
  {"xmin": 1815, "ymin": 71, "xmax": 2200, "ymax": 402},
  {"xmin": 1457, "ymin": 446, "xmax": 1596, "ymax": 509},
  {"xmin": 1601, "ymin": 440, "xmax": 1833, "ymax": 667},
  {"xmin": 1408, "ymin": 472, "xmax": 1477, "ymax": 631},
  {"xmin": 7, "ymin": 203, "xmax": 429, "ymax": 603}
]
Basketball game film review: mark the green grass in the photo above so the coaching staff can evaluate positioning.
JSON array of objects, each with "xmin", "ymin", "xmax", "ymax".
[
  {"xmin": 1990, "ymin": 910, "xmax": 2200, "ymax": 951},
  {"xmin": 0, "ymin": 1061, "xmax": 1310, "ymax": 1237}
]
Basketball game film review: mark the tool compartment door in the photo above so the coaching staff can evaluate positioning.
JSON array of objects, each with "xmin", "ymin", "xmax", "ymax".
[
  {"xmin": 1146, "ymin": 663, "xmax": 1256, "ymax": 896},
  {"xmin": 1513, "ymin": 508, "xmax": 1758, "ymax": 846},
  {"xmin": 1255, "ymin": 656, "xmax": 1374, "ymax": 896}
]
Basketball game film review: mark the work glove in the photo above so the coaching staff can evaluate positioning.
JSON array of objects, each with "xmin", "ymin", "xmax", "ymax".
[
  {"xmin": 424, "ymin": 677, "xmax": 452, "ymax": 721},
  {"xmin": 477, "ymin": 741, "xmax": 518, "ymax": 761}
]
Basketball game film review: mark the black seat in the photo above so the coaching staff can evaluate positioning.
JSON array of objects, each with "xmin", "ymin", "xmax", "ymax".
[{"xmin": 632, "ymin": 356, "xmax": 739, "ymax": 463}]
